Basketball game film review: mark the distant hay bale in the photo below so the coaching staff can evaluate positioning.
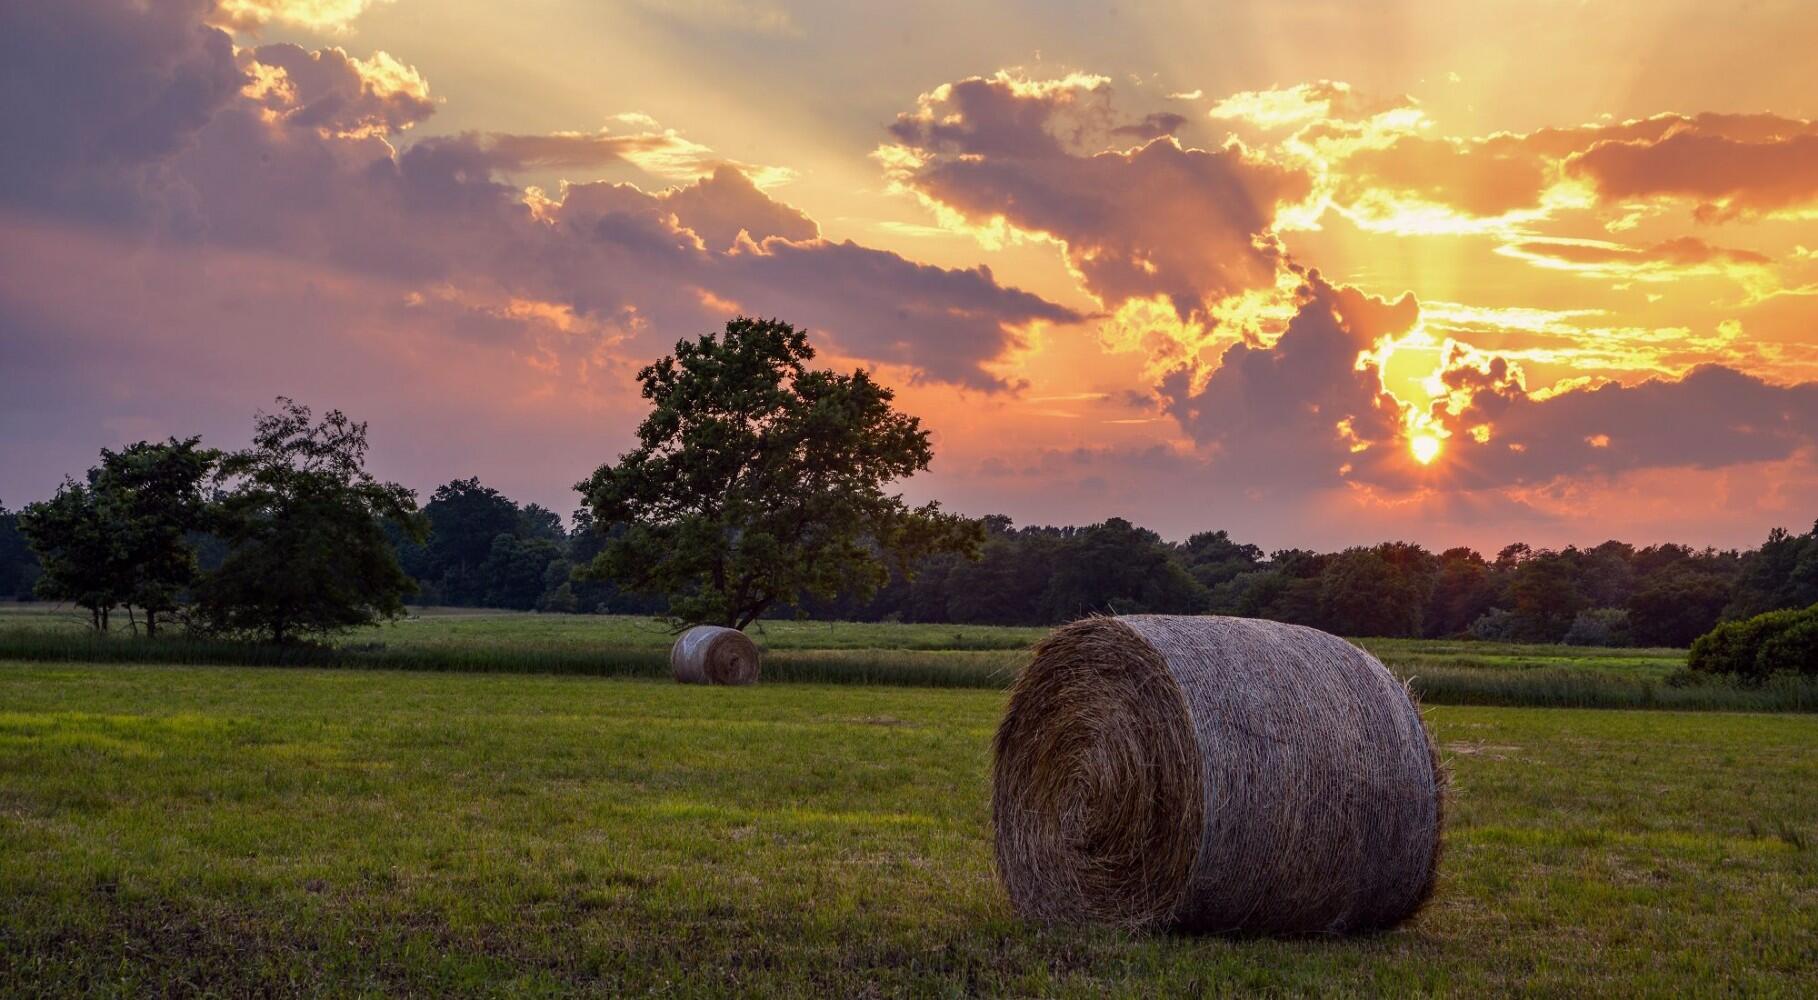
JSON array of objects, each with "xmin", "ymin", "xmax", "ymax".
[
  {"xmin": 992, "ymin": 615, "xmax": 1444, "ymax": 935},
  {"xmin": 670, "ymin": 625, "xmax": 760, "ymax": 686}
]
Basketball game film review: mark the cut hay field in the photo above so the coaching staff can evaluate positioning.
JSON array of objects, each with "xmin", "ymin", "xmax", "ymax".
[
  {"xmin": 1, "ymin": 662, "xmax": 1813, "ymax": 996},
  {"xmin": 1, "ymin": 605, "xmax": 1811, "ymax": 712}
]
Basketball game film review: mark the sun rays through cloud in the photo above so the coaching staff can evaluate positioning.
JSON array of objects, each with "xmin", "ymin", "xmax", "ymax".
[{"xmin": 2, "ymin": 0, "xmax": 1815, "ymax": 550}]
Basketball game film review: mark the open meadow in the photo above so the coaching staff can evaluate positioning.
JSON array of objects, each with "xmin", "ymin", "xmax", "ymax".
[
  {"xmin": 2, "ymin": 660, "xmax": 1814, "ymax": 996},
  {"xmin": 3, "ymin": 605, "xmax": 1810, "ymax": 713}
]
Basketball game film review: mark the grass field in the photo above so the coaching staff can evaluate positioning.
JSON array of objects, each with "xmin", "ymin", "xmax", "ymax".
[
  {"xmin": 3, "ymin": 604, "xmax": 1812, "ymax": 712},
  {"xmin": 1, "ymin": 661, "xmax": 1813, "ymax": 996}
]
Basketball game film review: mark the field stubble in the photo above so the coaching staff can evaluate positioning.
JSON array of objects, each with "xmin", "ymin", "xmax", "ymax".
[{"xmin": 0, "ymin": 663, "xmax": 1812, "ymax": 996}]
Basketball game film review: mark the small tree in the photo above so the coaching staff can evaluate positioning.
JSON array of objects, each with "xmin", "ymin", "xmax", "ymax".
[
  {"xmin": 0, "ymin": 502, "xmax": 40, "ymax": 601},
  {"xmin": 19, "ymin": 479, "xmax": 121, "ymax": 631},
  {"xmin": 93, "ymin": 438, "xmax": 220, "ymax": 635},
  {"xmin": 195, "ymin": 399, "xmax": 422, "ymax": 643},
  {"xmin": 576, "ymin": 317, "xmax": 980, "ymax": 629},
  {"xmin": 17, "ymin": 437, "xmax": 217, "ymax": 634}
]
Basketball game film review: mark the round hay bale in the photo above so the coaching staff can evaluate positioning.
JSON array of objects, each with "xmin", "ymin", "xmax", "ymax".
[
  {"xmin": 670, "ymin": 625, "xmax": 760, "ymax": 686},
  {"xmin": 992, "ymin": 614, "xmax": 1444, "ymax": 935}
]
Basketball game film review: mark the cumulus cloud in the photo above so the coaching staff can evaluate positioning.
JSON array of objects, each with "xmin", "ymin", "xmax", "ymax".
[
  {"xmin": 1284, "ymin": 107, "xmax": 1818, "ymax": 228},
  {"xmin": 1433, "ymin": 360, "xmax": 1818, "ymax": 487},
  {"xmin": 0, "ymin": 0, "xmax": 1081, "ymax": 485},
  {"xmin": 0, "ymin": 0, "xmax": 244, "ymax": 222},
  {"xmin": 1158, "ymin": 272, "xmax": 1413, "ymax": 486},
  {"xmin": 657, "ymin": 164, "xmax": 818, "ymax": 249},
  {"xmin": 241, "ymin": 43, "xmax": 432, "ymax": 137},
  {"xmin": 1330, "ymin": 133, "xmax": 1553, "ymax": 223},
  {"xmin": 883, "ymin": 72, "xmax": 1314, "ymax": 323},
  {"xmin": 545, "ymin": 175, "xmax": 1077, "ymax": 386},
  {"xmin": 1140, "ymin": 267, "xmax": 1818, "ymax": 494},
  {"xmin": 1209, "ymin": 80, "xmax": 1413, "ymax": 130},
  {"xmin": 210, "ymin": 0, "xmax": 393, "ymax": 34},
  {"xmin": 1567, "ymin": 129, "xmax": 1818, "ymax": 222}
]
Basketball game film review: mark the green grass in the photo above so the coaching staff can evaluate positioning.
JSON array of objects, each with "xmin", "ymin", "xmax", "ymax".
[
  {"xmin": 3, "ymin": 605, "xmax": 1812, "ymax": 711},
  {"xmin": 1, "ymin": 662, "xmax": 1814, "ymax": 996},
  {"xmin": 0, "ymin": 605, "xmax": 1048, "ymax": 652},
  {"xmin": 1361, "ymin": 638, "xmax": 1686, "ymax": 681}
]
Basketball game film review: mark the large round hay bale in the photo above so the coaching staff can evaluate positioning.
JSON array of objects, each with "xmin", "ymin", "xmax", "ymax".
[
  {"xmin": 670, "ymin": 625, "xmax": 760, "ymax": 686},
  {"xmin": 992, "ymin": 614, "xmax": 1444, "ymax": 935}
]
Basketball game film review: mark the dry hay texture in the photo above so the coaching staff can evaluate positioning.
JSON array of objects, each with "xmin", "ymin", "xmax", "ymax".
[
  {"xmin": 992, "ymin": 615, "xmax": 1445, "ymax": 935},
  {"xmin": 670, "ymin": 625, "xmax": 761, "ymax": 685}
]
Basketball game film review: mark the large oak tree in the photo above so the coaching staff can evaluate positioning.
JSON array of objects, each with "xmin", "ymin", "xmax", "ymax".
[{"xmin": 576, "ymin": 317, "xmax": 979, "ymax": 629}]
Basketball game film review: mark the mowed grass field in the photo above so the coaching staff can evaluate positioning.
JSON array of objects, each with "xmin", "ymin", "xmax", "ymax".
[
  {"xmin": 7, "ymin": 604, "xmax": 1807, "ymax": 712},
  {"xmin": 2, "ymin": 661, "xmax": 1815, "ymax": 996}
]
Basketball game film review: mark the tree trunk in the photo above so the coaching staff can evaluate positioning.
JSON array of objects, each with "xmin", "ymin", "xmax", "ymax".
[{"xmin": 733, "ymin": 599, "xmax": 771, "ymax": 631}]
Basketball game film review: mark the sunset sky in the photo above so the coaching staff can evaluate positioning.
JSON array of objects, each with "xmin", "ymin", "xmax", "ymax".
[{"xmin": 4, "ymin": 0, "xmax": 1816, "ymax": 551}]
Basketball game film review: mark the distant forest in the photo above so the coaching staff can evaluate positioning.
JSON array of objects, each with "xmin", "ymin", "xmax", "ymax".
[{"xmin": 7, "ymin": 476, "xmax": 1811, "ymax": 647}]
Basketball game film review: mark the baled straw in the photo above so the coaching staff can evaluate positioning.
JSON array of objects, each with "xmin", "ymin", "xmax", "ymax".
[
  {"xmin": 670, "ymin": 625, "xmax": 761, "ymax": 685},
  {"xmin": 992, "ymin": 614, "xmax": 1444, "ymax": 935}
]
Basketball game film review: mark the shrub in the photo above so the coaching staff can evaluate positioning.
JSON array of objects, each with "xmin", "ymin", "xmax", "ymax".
[
  {"xmin": 1563, "ymin": 607, "xmax": 1631, "ymax": 647},
  {"xmin": 1467, "ymin": 608, "xmax": 1518, "ymax": 642},
  {"xmin": 1688, "ymin": 605, "xmax": 1818, "ymax": 682},
  {"xmin": 1756, "ymin": 615, "xmax": 1818, "ymax": 677}
]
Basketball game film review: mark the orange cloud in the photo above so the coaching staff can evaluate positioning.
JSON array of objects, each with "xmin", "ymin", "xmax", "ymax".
[
  {"xmin": 883, "ymin": 73, "xmax": 1314, "ymax": 323},
  {"xmin": 1334, "ymin": 134, "xmax": 1552, "ymax": 222},
  {"xmin": 656, "ymin": 164, "xmax": 817, "ymax": 250},
  {"xmin": 211, "ymin": 0, "xmax": 392, "ymax": 34},
  {"xmin": 1498, "ymin": 236, "xmax": 1774, "ymax": 285},
  {"xmin": 1210, "ymin": 80, "xmax": 1413, "ymax": 130},
  {"xmin": 240, "ymin": 44, "xmax": 432, "ymax": 138},
  {"xmin": 1567, "ymin": 129, "xmax": 1818, "ymax": 222}
]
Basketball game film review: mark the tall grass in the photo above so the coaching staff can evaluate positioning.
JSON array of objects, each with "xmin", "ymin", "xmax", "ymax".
[
  {"xmin": 2, "ymin": 627, "xmax": 1812, "ymax": 711},
  {"xmin": 1401, "ymin": 665, "xmax": 1818, "ymax": 713}
]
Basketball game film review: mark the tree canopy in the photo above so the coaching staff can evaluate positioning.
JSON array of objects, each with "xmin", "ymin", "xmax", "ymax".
[
  {"xmin": 576, "ymin": 317, "xmax": 980, "ymax": 629},
  {"xmin": 194, "ymin": 399, "xmax": 422, "ymax": 643},
  {"xmin": 20, "ymin": 438, "xmax": 218, "ymax": 633}
]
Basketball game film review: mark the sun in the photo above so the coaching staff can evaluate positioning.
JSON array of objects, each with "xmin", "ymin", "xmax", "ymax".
[{"xmin": 1410, "ymin": 433, "xmax": 1443, "ymax": 465}]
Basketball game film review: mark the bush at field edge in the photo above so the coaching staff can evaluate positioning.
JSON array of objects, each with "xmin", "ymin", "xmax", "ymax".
[{"xmin": 1688, "ymin": 604, "xmax": 1818, "ymax": 682}]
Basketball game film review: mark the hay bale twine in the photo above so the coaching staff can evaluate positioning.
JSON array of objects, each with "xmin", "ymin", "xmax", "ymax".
[
  {"xmin": 670, "ymin": 625, "xmax": 760, "ymax": 686},
  {"xmin": 992, "ymin": 614, "xmax": 1443, "ymax": 935}
]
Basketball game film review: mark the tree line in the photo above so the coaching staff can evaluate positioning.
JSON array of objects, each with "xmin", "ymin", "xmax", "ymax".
[
  {"xmin": 8, "ymin": 459, "xmax": 1814, "ymax": 647},
  {"xmin": 809, "ymin": 517, "xmax": 1818, "ymax": 648},
  {"xmin": 2, "ymin": 318, "xmax": 1814, "ymax": 648}
]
